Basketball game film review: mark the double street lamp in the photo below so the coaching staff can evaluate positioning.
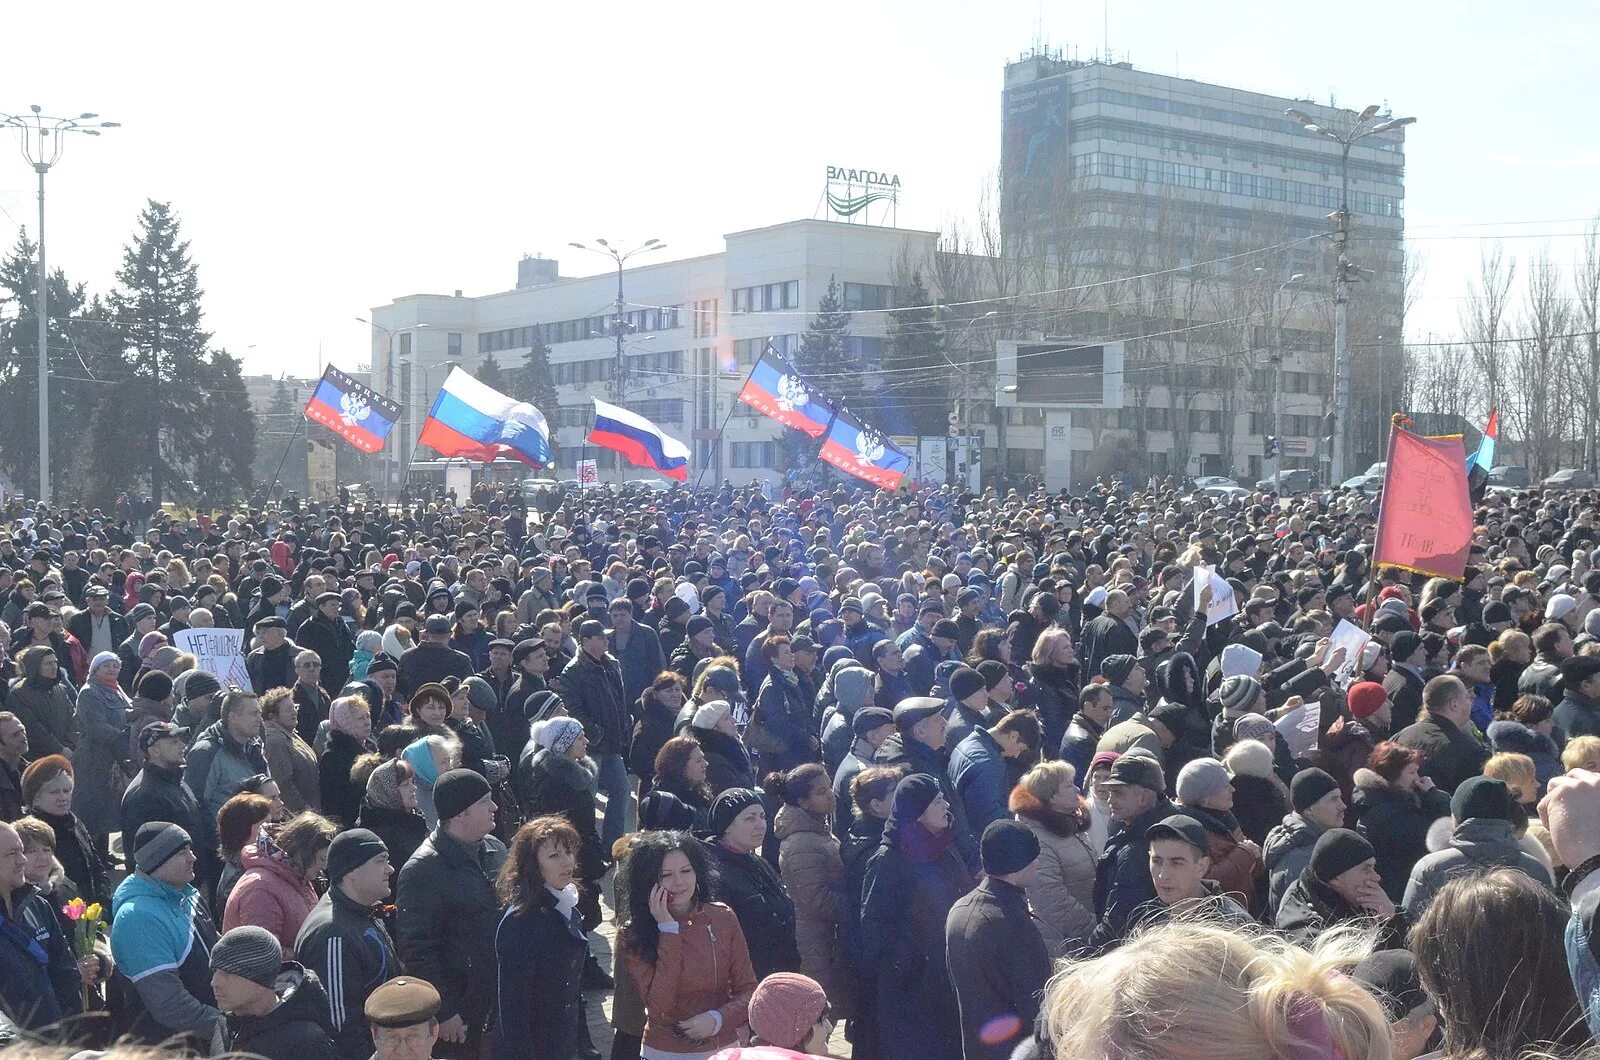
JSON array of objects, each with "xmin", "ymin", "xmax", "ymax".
[
  {"xmin": 1, "ymin": 106, "xmax": 119, "ymax": 504},
  {"xmin": 567, "ymin": 239, "xmax": 667, "ymax": 402}
]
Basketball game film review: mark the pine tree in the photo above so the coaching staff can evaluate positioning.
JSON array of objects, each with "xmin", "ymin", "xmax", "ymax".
[
  {"xmin": 476, "ymin": 352, "xmax": 506, "ymax": 393},
  {"xmin": 520, "ymin": 326, "xmax": 560, "ymax": 456},
  {"xmin": 101, "ymin": 200, "xmax": 253, "ymax": 504},
  {"xmin": 883, "ymin": 271, "xmax": 946, "ymax": 435},
  {"xmin": 256, "ymin": 378, "xmax": 305, "ymax": 495},
  {"xmin": 193, "ymin": 349, "xmax": 256, "ymax": 505}
]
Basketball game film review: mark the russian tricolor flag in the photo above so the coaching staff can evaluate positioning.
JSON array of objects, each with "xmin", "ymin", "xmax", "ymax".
[
  {"xmin": 737, "ymin": 347, "xmax": 835, "ymax": 438},
  {"xmin": 820, "ymin": 408, "xmax": 910, "ymax": 490},
  {"xmin": 303, "ymin": 366, "xmax": 402, "ymax": 453},
  {"xmin": 419, "ymin": 367, "xmax": 553, "ymax": 468},
  {"xmin": 588, "ymin": 398, "xmax": 690, "ymax": 481}
]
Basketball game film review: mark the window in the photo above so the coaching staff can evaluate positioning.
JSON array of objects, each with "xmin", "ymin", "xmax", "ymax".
[
  {"xmin": 842, "ymin": 283, "xmax": 895, "ymax": 311},
  {"xmin": 399, "ymin": 334, "xmax": 412, "ymax": 357},
  {"xmin": 730, "ymin": 441, "xmax": 779, "ymax": 468},
  {"xmin": 732, "ymin": 335, "xmax": 799, "ymax": 367},
  {"xmin": 693, "ymin": 299, "xmax": 719, "ymax": 338},
  {"xmin": 447, "ymin": 332, "xmax": 461, "ymax": 356},
  {"xmin": 632, "ymin": 399, "xmax": 684, "ymax": 425},
  {"xmin": 733, "ymin": 281, "xmax": 800, "ymax": 313}
]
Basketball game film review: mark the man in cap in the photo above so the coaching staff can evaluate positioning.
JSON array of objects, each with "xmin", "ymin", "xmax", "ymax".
[
  {"xmin": 1401, "ymin": 776, "xmax": 1553, "ymax": 916},
  {"xmin": 560, "ymin": 618, "xmax": 633, "ymax": 846},
  {"xmin": 397, "ymin": 615, "xmax": 473, "ymax": 699},
  {"xmin": 1133, "ymin": 814, "xmax": 1253, "ymax": 936},
  {"xmin": 117, "ymin": 601, "xmax": 162, "ymax": 691},
  {"xmin": 211, "ymin": 924, "xmax": 335, "ymax": 1059},
  {"xmin": 0, "ymin": 819, "xmax": 80, "ymax": 1032},
  {"xmin": 110, "ymin": 822, "xmax": 224, "ymax": 1049},
  {"xmin": 67, "ymin": 581, "xmax": 127, "ymax": 660},
  {"xmin": 395, "ymin": 769, "xmax": 505, "ymax": 1058},
  {"xmin": 1087, "ymin": 749, "xmax": 1177, "ymax": 953},
  {"xmin": 876, "ymin": 696, "xmax": 980, "ymax": 871},
  {"xmin": 121, "ymin": 721, "xmax": 209, "ymax": 872},
  {"xmin": 944, "ymin": 818, "xmax": 1052, "ymax": 1060},
  {"xmin": 1098, "ymin": 653, "xmax": 1148, "ymax": 725},
  {"xmin": 248, "ymin": 616, "xmax": 303, "ymax": 696},
  {"xmin": 296, "ymin": 828, "xmax": 404, "ymax": 1059},
  {"xmin": 365, "ymin": 976, "xmax": 443, "ymax": 1060},
  {"xmin": 832, "ymin": 706, "xmax": 895, "ymax": 840},
  {"xmin": 297, "ymin": 591, "xmax": 357, "ymax": 695}
]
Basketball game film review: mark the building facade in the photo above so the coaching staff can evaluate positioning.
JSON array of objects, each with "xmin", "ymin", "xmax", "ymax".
[{"xmin": 367, "ymin": 219, "xmax": 937, "ymax": 489}]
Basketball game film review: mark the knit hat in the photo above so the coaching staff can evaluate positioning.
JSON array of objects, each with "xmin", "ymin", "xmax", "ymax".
[
  {"xmin": 1220, "ymin": 643, "xmax": 1263, "ymax": 678},
  {"xmin": 692, "ymin": 700, "xmax": 732, "ymax": 730},
  {"xmin": 180, "ymin": 669, "xmax": 222, "ymax": 703},
  {"xmin": 538, "ymin": 717, "xmax": 585, "ymax": 756},
  {"xmin": 366, "ymin": 758, "xmax": 411, "ymax": 811},
  {"xmin": 932, "ymin": 619, "xmax": 961, "ymax": 641},
  {"xmin": 147, "ymin": 645, "xmax": 182, "ymax": 673},
  {"xmin": 975, "ymin": 659, "xmax": 1010, "ymax": 691},
  {"xmin": 1222, "ymin": 737, "xmax": 1275, "ymax": 779},
  {"xmin": 1089, "ymin": 750, "xmax": 1120, "ymax": 774},
  {"xmin": 685, "ymin": 615, "xmax": 714, "ymax": 639},
  {"xmin": 132, "ymin": 821, "xmax": 192, "ymax": 874},
  {"xmin": 890, "ymin": 773, "xmax": 943, "ymax": 823},
  {"xmin": 1451, "ymin": 775, "xmax": 1513, "ymax": 823},
  {"xmin": 1347, "ymin": 681, "xmax": 1388, "ymax": 720},
  {"xmin": 21, "ymin": 754, "xmax": 71, "ymax": 806},
  {"xmin": 980, "ymin": 819, "xmax": 1041, "ymax": 876},
  {"xmin": 366, "ymin": 653, "xmax": 398, "ymax": 676},
  {"xmin": 1308, "ymin": 828, "xmax": 1375, "ymax": 884},
  {"xmin": 356, "ymin": 630, "xmax": 383, "ymax": 653},
  {"xmin": 1232, "ymin": 713, "xmax": 1275, "ymax": 743},
  {"xmin": 748, "ymin": 972, "xmax": 829, "ymax": 1050},
  {"xmin": 1217, "ymin": 674, "xmax": 1261, "ymax": 716},
  {"xmin": 211, "ymin": 926, "xmax": 283, "ymax": 989},
  {"xmin": 1100, "ymin": 654, "xmax": 1138, "ymax": 686},
  {"xmin": 639, "ymin": 789, "xmax": 698, "ymax": 832},
  {"xmin": 1390, "ymin": 631, "xmax": 1424, "ymax": 664},
  {"xmin": 461, "ymin": 676, "xmax": 497, "ymax": 713},
  {"xmin": 1148, "ymin": 699, "xmax": 1191, "ymax": 734},
  {"xmin": 126, "ymin": 602, "xmax": 157, "ymax": 624},
  {"xmin": 1175, "ymin": 758, "xmax": 1231, "ymax": 805},
  {"xmin": 137, "ymin": 631, "xmax": 168, "ymax": 660},
  {"xmin": 432, "ymin": 768, "xmax": 491, "ymax": 821},
  {"xmin": 325, "ymin": 828, "xmax": 389, "ymax": 884},
  {"xmin": 1290, "ymin": 768, "xmax": 1341, "ymax": 813},
  {"xmin": 949, "ymin": 666, "xmax": 986, "ymax": 702},
  {"xmin": 136, "ymin": 670, "xmax": 174, "ymax": 703},
  {"xmin": 1482, "ymin": 601, "xmax": 1513, "ymax": 626},
  {"xmin": 709, "ymin": 788, "xmax": 764, "ymax": 839},
  {"xmin": 88, "ymin": 650, "xmax": 120, "ymax": 677},
  {"xmin": 852, "ymin": 706, "xmax": 895, "ymax": 737}
]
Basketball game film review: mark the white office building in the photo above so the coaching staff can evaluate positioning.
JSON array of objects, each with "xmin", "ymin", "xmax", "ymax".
[{"xmin": 367, "ymin": 218, "xmax": 937, "ymax": 489}]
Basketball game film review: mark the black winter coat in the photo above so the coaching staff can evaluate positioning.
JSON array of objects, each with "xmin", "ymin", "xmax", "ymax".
[
  {"xmin": 559, "ymin": 650, "xmax": 630, "ymax": 756},
  {"xmin": 1393, "ymin": 712, "xmax": 1489, "ymax": 793},
  {"xmin": 491, "ymin": 889, "xmax": 588, "ymax": 1060},
  {"xmin": 1024, "ymin": 662, "xmax": 1077, "ymax": 759},
  {"xmin": 693, "ymin": 725, "xmax": 756, "ymax": 796},
  {"xmin": 224, "ymin": 964, "xmax": 336, "ymax": 1060},
  {"xmin": 395, "ymin": 642, "xmax": 472, "ymax": 700},
  {"xmin": 1349, "ymin": 768, "xmax": 1453, "ymax": 902},
  {"xmin": 1274, "ymin": 872, "xmax": 1409, "ymax": 952},
  {"xmin": 874, "ymin": 731, "xmax": 980, "ymax": 873},
  {"xmin": 514, "ymin": 749, "xmax": 606, "ymax": 884},
  {"xmin": 1088, "ymin": 797, "xmax": 1177, "ymax": 953},
  {"xmin": 318, "ymin": 729, "xmax": 371, "ymax": 828},
  {"xmin": 355, "ymin": 799, "xmax": 428, "ymax": 895},
  {"xmin": 705, "ymin": 839, "xmax": 801, "ymax": 980},
  {"xmin": 297, "ymin": 615, "xmax": 356, "ymax": 696},
  {"xmin": 394, "ymin": 827, "xmax": 507, "ymax": 1030},
  {"xmin": 944, "ymin": 877, "xmax": 1052, "ymax": 1060},
  {"xmin": 120, "ymin": 762, "xmax": 206, "ymax": 858}
]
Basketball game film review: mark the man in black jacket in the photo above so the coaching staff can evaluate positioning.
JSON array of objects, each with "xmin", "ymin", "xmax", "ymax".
[
  {"xmin": 1079, "ymin": 589, "xmax": 1139, "ymax": 679},
  {"xmin": 1088, "ymin": 749, "xmax": 1177, "ymax": 952},
  {"xmin": 395, "ymin": 770, "xmax": 505, "ymax": 1060},
  {"xmin": 296, "ymin": 593, "xmax": 356, "ymax": 697},
  {"xmin": 560, "ymin": 620, "xmax": 633, "ymax": 846},
  {"xmin": 211, "ymin": 926, "xmax": 336, "ymax": 1060},
  {"xmin": 248, "ymin": 618, "xmax": 302, "ymax": 696},
  {"xmin": 1394, "ymin": 675, "xmax": 1490, "ymax": 794},
  {"xmin": 116, "ymin": 602, "xmax": 161, "ymax": 692},
  {"xmin": 1061, "ymin": 684, "xmax": 1113, "ymax": 783},
  {"xmin": 396, "ymin": 616, "xmax": 472, "ymax": 700},
  {"xmin": 296, "ymin": 829, "xmax": 403, "ymax": 1060},
  {"xmin": 67, "ymin": 584, "xmax": 128, "ymax": 661},
  {"xmin": 874, "ymin": 696, "xmax": 980, "ymax": 872},
  {"xmin": 1558, "ymin": 655, "xmax": 1600, "ymax": 740},
  {"xmin": 120, "ymin": 722, "xmax": 207, "ymax": 860}
]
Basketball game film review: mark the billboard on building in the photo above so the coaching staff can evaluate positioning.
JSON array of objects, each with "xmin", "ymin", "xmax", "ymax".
[
  {"xmin": 1002, "ymin": 77, "xmax": 1071, "ymax": 222},
  {"xmin": 995, "ymin": 340, "xmax": 1125, "ymax": 409}
]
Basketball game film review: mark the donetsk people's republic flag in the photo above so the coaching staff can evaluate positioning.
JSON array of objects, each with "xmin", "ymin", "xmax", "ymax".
[
  {"xmin": 303, "ymin": 366, "xmax": 402, "ymax": 453},
  {"xmin": 588, "ymin": 398, "xmax": 690, "ymax": 481},
  {"xmin": 737, "ymin": 347, "xmax": 835, "ymax": 438},
  {"xmin": 820, "ymin": 408, "xmax": 911, "ymax": 490},
  {"xmin": 1373, "ymin": 426, "xmax": 1474, "ymax": 580}
]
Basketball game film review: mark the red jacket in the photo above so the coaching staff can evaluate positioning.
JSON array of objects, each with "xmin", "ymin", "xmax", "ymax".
[{"xmin": 222, "ymin": 839, "xmax": 318, "ymax": 951}]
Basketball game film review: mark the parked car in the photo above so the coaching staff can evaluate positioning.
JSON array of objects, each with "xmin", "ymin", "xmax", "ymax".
[
  {"xmin": 1192, "ymin": 475, "xmax": 1237, "ymax": 490},
  {"xmin": 1256, "ymin": 469, "xmax": 1313, "ymax": 494},
  {"xmin": 1488, "ymin": 466, "xmax": 1531, "ymax": 489},
  {"xmin": 1200, "ymin": 484, "xmax": 1251, "ymax": 502},
  {"xmin": 1542, "ymin": 468, "xmax": 1596, "ymax": 490},
  {"xmin": 624, "ymin": 478, "xmax": 672, "ymax": 492},
  {"xmin": 1339, "ymin": 471, "xmax": 1385, "ymax": 496}
]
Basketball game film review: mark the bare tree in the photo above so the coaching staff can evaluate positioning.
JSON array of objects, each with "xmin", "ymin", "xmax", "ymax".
[
  {"xmin": 1461, "ymin": 245, "xmax": 1517, "ymax": 421},
  {"xmin": 1506, "ymin": 245, "xmax": 1572, "ymax": 476},
  {"xmin": 1574, "ymin": 217, "xmax": 1600, "ymax": 470}
]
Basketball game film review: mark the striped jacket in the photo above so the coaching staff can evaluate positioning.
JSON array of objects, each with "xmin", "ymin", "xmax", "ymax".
[{"xmin": 294, "ymin": 886, "xmax": 402, "ymax": 1060}]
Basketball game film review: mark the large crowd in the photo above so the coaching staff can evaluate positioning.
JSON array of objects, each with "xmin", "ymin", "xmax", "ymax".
[{"xmin": 3, "ymin": 476, "xmax": 1600, "ymax": 1059}]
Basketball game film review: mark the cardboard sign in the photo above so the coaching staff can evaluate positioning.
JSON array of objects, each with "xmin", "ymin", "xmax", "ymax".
[{"xmin": 173, "ymin": 627, "xmax": 251, "ymax": 690}]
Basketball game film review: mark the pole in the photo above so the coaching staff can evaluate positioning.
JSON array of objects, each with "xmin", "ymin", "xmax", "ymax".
[
  {"xmin": 264, "ymin": 415, "xmax": 305, "ymax": 504},
  {"xmin": 1330, "ymin": 140, "xmax": 1352, "ymax": 485},
  {"xmin": 613, "ymin": 258, "xmax": 626, "ymax": 486},
  {"xmin": 34, "ymin": 165, "xmax": 47, "ymax": 505},
  {"xmin": 692, "ymin": 353, "xmax": 760, "ymax": 494}
]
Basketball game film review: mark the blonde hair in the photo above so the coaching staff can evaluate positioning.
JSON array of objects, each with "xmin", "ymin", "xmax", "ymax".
[
  {"xmin": 1563, "ymin": 735, "xmax": 1600, "ymax": 773},
  {"xmin": 1031, "ymin": 627, "xmax": 1073, "ymax": 668},
  {"xmin": 1017, "ymin": 759, "xmax": 1075, "ymax": 805},
  {"xmin": 1043, "ymin": 922, "xmax": 1391, "ymax": 1060},
  {"xmin": 1483, "ymin": 752, "xmax": 1537, "ymax": 803}
]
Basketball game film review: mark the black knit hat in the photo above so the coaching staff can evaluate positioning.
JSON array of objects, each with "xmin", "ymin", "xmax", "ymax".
[
  {"xmin": 975, "ymin": 660, "xmax": 1010, "ymax": 691},
  {"xmin": 890, "ymin": 773, "xmax": 942, "ymax": 824},
  {"xmin": 1290, "ymin": 768, "xmax": 1341, "ymax": 813},
  {"xmin": 1451, "ymin": 775, "xmax": 1512, "ymax": 823},
  {"xmin": 326, "ymin": 828, "xmax": 388, "ymax": 883},
  {"xmin": 708, "ymin": 787, "xmax": 763, "ymax": 839},
  {"xmin": 1308, "ymin": 828, "xmax": 1375, "ymax": 884},
  {"xmin": 433, "ymin": 768, "xmax": 491, "ymax": 821},
  {"xmin": 980, "ymin": 819, "xmax": 1040, "ymax": 875},
  {"xmin": 949, "ymin": 666, "xmax": 985, "ymax": 702},
  {"xmin": 1100, "ymin": 654, "xmax": 1138, "ymax": 685}
]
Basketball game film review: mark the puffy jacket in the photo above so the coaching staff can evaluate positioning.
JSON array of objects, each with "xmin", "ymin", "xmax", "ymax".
[
  {"xmin": 773, "ymin": 803, "xmax": 852, "ymax": 1017},
  {"xmin": 1025, "ymin": 662, "xmax": 1078, "ymax": 759},
  {"xmin": 1393, "ymin": 712, "xmax": 1490, "ymax": 793},
  {"xmin": 223, "ymin": 963, "xmax": 336, "ymax": 1060},
  {"xmin": 394, "ymin": 826, "xmax": 506, "ymax": 1029},
  {"xmin": 1402, "ymin": 817, "xmax": 1554, "ymax": 916},
  {"xmin": 1350, "ymin": 768, "xmax": 1453, "ymax": 902},
  {"xmin": 263, "ymin": 719, "xmax": 322, "ymax": 813},
  {"xmin": 7, "ymin": 659, "xmax": 76, "ymax": 758},
  {"xmin": 1558, "ymin": 686, "xmax": 1600, "ymax": 740},
  {"xmin": 318, "ymin": 729, "xmax": 371, "ymax": 828},
  {"xmin": 1088, "ymin": 797, "xmax": 1177, "ymax": 953},
  {"xmin": 1060, "ymin": 711, "xmax": 1106, "ymax": 783},
  {"xmin": 694, "ymin": 725, "xmax": 757, "ymax": 796},
  {"xmin": 621, "ymin": 900, "xmax": 756, "ymax": 1056},
  {"xmin": 184, "ymin": 719, "xmax": 270, "ymax": 850},
  {"xmin": 1264, "ymin": 811, "xmax": 1326, "ymax": 915},
  {"xmin": 513, "ymin": 748, "xmax": 605, "ymax": 884},
  {"xmin": 944, "ymin": 876, "xmax": 1053, "ymax": 1060},
  {"xmin": 1011, "ymin": 790, "xmax": 1098, "ymax": 957},
  {"xmin": 109, "ymin": 870, "xmax": 222, "ymax": 1047},
  {"xmin": 224, "ymin": 836, "xmax": 320, "ymax": 951},
  {"xmin": 706, "ymin": 838, "xmax": 801, "ymax": 980},
  {"xmin": 948, "ymin": 726, "xmax": 1012, "ymax": 839},
  {"xmin": 1275, "ymin": 870, "xmax": 1408, "ymax": 952},
  {"xmin": 294, "ymin": 885, "xmax": 403, "ymax": 1060},
  {"xmin": 558, "ymin": 650, "xmax": 630, "ymax": 756},
  {"xmin": 0, "ymin": 882, "xmax": 80, "ymax": 1031},
  {"xmin": 1096, "ymin": 714, "xmax": 1163, "ymax": 760},
  {"xmin": 1183, "ymin": 803, "xmax": 1265, "ymax": 915}
]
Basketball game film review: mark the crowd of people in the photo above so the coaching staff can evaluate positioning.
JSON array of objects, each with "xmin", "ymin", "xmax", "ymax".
[{"xmin": 4, "ymin": 474, "xmax": 1600, "ymax": 1058}]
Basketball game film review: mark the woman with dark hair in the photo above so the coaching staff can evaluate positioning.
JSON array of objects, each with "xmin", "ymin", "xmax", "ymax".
[
  {"xmin": 631, "ymin": 672, "xmax": 688, "ymax": 799},
  {"xmin": 403, "ymin": 682, "xmax": 454, "ymax": 741},
  {"xmin": 1412, "ymin": 868, "xmax": 1591, "ymax": 1057},
  {"xmin": 747, "ymin": 636, "xmax": 814, "ymax": 774},
  {"xmin": 769, "ymin": 762, "xmax": 852, "ymax": 1016},
  {"xmin": 619, "ymin": 831, "xmax": 756, "ymax": 1058},
  {"xmin": 651, "ymin": 735, "xmax": 714, "ymax": 830},
  {"xmin": 215, "ymin": 791, "xmax": 276, "ymax": 913},
  {"xmin": 704, "ymin": 788, "xmax": 800, "ymax": 980},
  {"xmin": 859, "ymin": 773, "xmax": 974, "ymax": 1060},
  {"xmin": 492, "ymin": 815, "xmax": 594, "ymax": 1060},
  {"xmin": 1350, "ymin": 740, "xmax": 1453, "ymax": 902}
]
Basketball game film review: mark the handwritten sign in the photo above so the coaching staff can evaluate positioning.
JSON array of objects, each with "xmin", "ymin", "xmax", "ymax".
[
  {"xmin": 1192, "ymin": 565, "xmax": 1240, "ymax": 627},
  {"xmin": 173, "ymin": 627, "xmax": 251, "ymax": 690}
]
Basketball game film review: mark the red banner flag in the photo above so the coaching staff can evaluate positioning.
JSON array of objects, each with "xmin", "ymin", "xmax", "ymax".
[{"xmin": 1373, "ymin": 427, "xmax": 1474, "ymax": 580}]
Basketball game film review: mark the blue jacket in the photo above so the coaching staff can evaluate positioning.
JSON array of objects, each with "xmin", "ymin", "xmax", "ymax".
[
  {"xmin": 0, "ymin": 883, "xmax": 80, "ymax": 1030},
  {"xmin": 1487, "ymin": 719, "xmax": 1564, "ymax": 795},
  {"xmin": 948, "ymin": 727, "xmax": 1011, "ymax": 840},
  {"xmin": 111, "ymin": 872, "xmax": 208, "ymax": 983}
]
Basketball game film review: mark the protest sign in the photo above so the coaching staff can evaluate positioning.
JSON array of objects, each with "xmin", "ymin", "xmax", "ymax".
[
  {"xmin": 1192, "ymin": 565, "xmax": 1240, "ymax": 627},
  {"xmin": 173, "ymin": 627, "xmax": 251, "ymax": 690}
]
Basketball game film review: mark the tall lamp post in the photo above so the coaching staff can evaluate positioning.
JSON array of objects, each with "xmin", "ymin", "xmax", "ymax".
[
  {"xmin": 0, "ymin": 106, "xmax": 119, "ymax": 504},
  {"xmin": 1262, "ymin": 272, "xmax": 1306, "ymax": 491},
  {"xmin": 937, "ymin": 309, "xmax": 997, "ymax": 486},
  {"xmin": 1284, "ymin": 104, "xmax": 1414, "ymax": 484},
  {"xmin": 567, "ymin": 239, "xmax": 666, "ymax": 402}
]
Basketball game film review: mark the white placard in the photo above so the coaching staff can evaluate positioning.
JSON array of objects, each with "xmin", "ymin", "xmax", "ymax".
[
  {"xmin": 1328, "ymin": 619, "xmax": 1371, "ymax": 688},
  {"xmin": 674, "ymin": 582, "xmax": 702, "ymax": 615},
  {"xmin": 173, "ymin": 627, "xmax": 251, "ymax": 690},
  {"xmin": 1192, "ymin": 565, "xmax": 1240, "ymax": 627},
  {"xmin": 1274, "ymin": 700, "xmax": 1321, "ymax": 757}
]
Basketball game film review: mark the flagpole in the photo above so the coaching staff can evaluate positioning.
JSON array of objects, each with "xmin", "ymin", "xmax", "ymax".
[
  {"xmin": 264, "ymin": 416, "xmax": 305, "ymax": 505},
  {"xmin": 691, "ymin": 349, "xmax": 764, "ymax": 495},
  {"xmin": 1362, "ymin": 412, "xmax": 1407, "ymax": 630}
]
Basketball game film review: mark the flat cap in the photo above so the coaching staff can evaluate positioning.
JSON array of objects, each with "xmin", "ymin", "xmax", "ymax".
[{"xmin": 364, "ymin": 976, "xmax": 441, "ymax": 1028}]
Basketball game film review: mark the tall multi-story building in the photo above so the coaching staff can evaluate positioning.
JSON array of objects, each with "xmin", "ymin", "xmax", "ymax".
[
  {"xmin": 999, "ymin": 51, "xmax": 1408, "ymax": 483},
  {"xmin": 367, "ymin": 219, "xmax": 937, "ymax": 489}
]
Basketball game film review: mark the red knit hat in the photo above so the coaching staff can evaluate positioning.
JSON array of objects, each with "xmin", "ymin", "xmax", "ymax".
[
  {"xmin": 748, "ymin": 973, "xmax": 828, "ymax": 1050},
  {"xmin": 1348, "ymin": 681, "xmax": 1388, "ymax": 720}
]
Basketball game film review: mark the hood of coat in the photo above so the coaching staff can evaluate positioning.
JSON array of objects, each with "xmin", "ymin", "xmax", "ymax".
[
  {"xmin": 834, "ymin": 667, "xmax": 873, "ymax": 713},
  {"xmin": 1350, "ymin": 767, "xmax": 1412, "ymax": 814},
  {"xmin": 530, "ymin": 747, "xmax": 598, "ymax": 786},
  {"xmin": 773, "ymin": 802, "xmax": 831, "ymax": 843},
  {"xmin": 232, "ymin": 963, "xmax": 334, "ymax": 1043},
  {"xmin": 1264, "ymin": 812, "xmax": 1323, "ymax": 868},
  {"xmin": 240, "ymin": 831, "xmax": 313, "ymax": 891},
  {"xmin": 1444, "ymin": 817, "xmax": 1529, "ymax": 864}
]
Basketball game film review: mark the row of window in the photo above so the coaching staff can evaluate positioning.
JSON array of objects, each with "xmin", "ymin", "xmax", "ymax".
[
  {"xmin": 1075, "ymin": 152, "xmax": 1403, "ymax": 218},
  {"xmin": 478, "ymin": 306, "xmax": 685, "ymax": 355},
  {"xmin": 1084, "ymin": 407, "xmax": 1324, "ymax": 436},
  {"xmin": 733, "ymin": 281, "xmax": 799, "ymax": 313},
  {"xmin": 1070, "ymin": 87, "xmax": 1405, "ymax": 155},
  {"xmin": 1067, "ymin": 117, "xmax": 1404, "ymax": 186},
  {"xmin": 842, "ymin": 282, "xmax": 896, "ymax": 311},
  {"xmin": 732, "ymin": 335, "xmax": 799, "ymax": 366},
  {"xmin": 551, "ymin": 399, "xmax": 686, "ymax": 430},
  {"xmin": 730, "ymin": 441, "xmax": 781, "ymax": 468}
]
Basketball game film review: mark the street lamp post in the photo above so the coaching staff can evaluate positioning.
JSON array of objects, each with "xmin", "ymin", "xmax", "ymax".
[
  {"xmin": 567, "ymin": 239, "xmax": 666, "ymax": 403},
  {"xmin": 1284, "ymin": 104, "xmax": 1414, "ymax": 484},
  {"xmin": 1, "ymin": 106, "xmax": 119, "ymax": 504},
  {"xmin": 937, "ymin": 309, "xmax": 997, "ymax": 486},
  {"xmin": 1266, "ymin": 273, "xmax": 1306, "ymax": 492}
]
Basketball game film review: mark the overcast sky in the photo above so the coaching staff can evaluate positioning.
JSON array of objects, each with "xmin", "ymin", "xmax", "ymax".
[{"xmin": 2, "ymin": 1, "xmax": 1596, "ymax": 381}]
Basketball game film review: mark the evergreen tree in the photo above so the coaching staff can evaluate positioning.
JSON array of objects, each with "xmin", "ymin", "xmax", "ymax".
[
  {"xmin": 791, "ymin": 276, "xmax": 857, "ymax": 473},
  {"xmin": 255, "ymin": 377, "xmax": 304, "ymax": 495},
  {"xmin": 520, "ymin": 326, "xmax": 560, "ymax": 457},
  {"xmin": 101, "ymin": 200, "xmax": 253, "ymax": 504},
  {"xmin": 476, "ymin": 352, "xmax": 506, "ymax": 393},
  {"xmin": 193, "ymin": 349, "xmax": 256, "ymax": 506},
  {"xmin": 882, "ymin": 271, "xmax": 946, "ymax": 435}
]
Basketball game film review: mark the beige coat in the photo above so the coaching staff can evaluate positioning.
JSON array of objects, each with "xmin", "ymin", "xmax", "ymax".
[
  {"xmin": 774, "ymin": 802, "xmax": 855, "ymax": 1016},
  {"xmin": 1011, "ymin": 790, "xmax": 1099, "ymax": 958},
  {"xmin": 262, "ymin": 718, "xmax": 321, "ymax": 813}
]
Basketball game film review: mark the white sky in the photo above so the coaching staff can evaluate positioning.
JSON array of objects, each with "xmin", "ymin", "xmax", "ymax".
[{"xmin": 2, "ymin": 0, "xmax": 1596, "ymax": 380}]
